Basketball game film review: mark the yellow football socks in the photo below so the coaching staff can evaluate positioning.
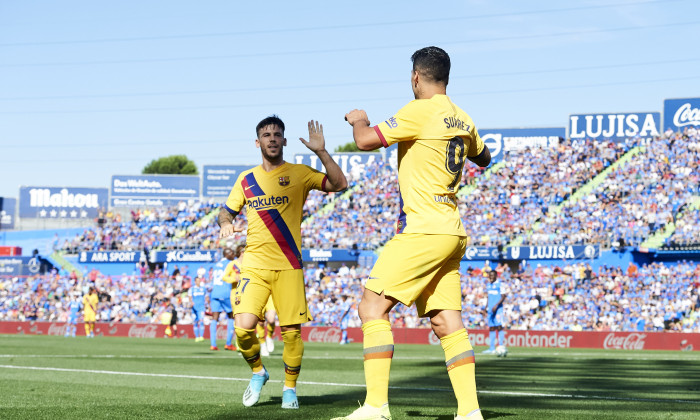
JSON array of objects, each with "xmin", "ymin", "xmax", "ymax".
[
  {"xmin": 441, "ymin": 329, "xmax": 481, "ymax": 418},
  {"xmin": 267, "ymin": 322, "xmax": 275, "ymax": 338},
  {"xmin": 361, "ymin": 319, "xmax": 394, "ymax": 407},
  {"xmin": 84, "ymin": 324, "xmax": 91, "ymax": 336},
  {"xmin": 256, "ymin": 324, "xmax": 265, "ymax": 338},
  {"xmin": 235, "ymin": 327, "xmax": 263, "ymax": 372},
  {"xmin": 281, "ymin": 329, "xmax": 304, "ymax": 388}
]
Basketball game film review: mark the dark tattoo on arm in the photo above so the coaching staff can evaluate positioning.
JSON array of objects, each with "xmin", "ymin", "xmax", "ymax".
[{"xmin": 218, "ymin": 207, "xmax": 237, "ymax": 228}]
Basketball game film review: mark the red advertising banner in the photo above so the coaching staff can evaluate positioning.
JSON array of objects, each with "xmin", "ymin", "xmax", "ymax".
[
  {"xmin": 1, "ymin": 322, "xmax": 697, "ymax": 351},
  {"xmin": 0, "ymin": 246, "xmax": 21, "ymax": 256}
]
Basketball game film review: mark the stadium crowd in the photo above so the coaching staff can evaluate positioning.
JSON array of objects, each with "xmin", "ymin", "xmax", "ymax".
[
  {"xmin": 526, "ymin": 131, "xmax": 700, "ymax": 248},
  {"xmin": 459, "ymin": 138, "xmax": 628, "ymax": 247},
  {"xmin": 1, "ymin": 260, "xmax": 698, "ymax": 333},
  {"xmin": 4, "ymin": 131, "xmax": 700, "ymax": 336}
]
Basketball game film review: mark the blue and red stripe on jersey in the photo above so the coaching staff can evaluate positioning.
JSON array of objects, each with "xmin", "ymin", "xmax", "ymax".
[{"xmin": 242, "ymin": 173, "xmax": 303, "ymax": 269}]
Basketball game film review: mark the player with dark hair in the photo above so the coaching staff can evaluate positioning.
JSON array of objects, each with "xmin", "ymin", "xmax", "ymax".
[
  {"xmin": 335, "ymin": 46, "xmax": 491, "ymax": 420},
  {"xmin": 218, "ymin": 115, "xmax": 347, "ymax": 410}
]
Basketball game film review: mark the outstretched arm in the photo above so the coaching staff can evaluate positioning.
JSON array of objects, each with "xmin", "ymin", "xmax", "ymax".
[
  {"xmin": 345, "ymin": 109, "xmax": 383, "ymax": 151},
  {"xmin": 300, "ymin": 120, "xmax": 348, "ymax": 192}
]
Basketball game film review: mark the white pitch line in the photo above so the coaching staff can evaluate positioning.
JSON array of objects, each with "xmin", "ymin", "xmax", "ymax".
[
  {"xmin": 1, "ymin": 353, "xmax": 699, "ymax": 362},
  {"xmin": 1, "ymin": 364, "xmax": 698, "ymax": 405}
]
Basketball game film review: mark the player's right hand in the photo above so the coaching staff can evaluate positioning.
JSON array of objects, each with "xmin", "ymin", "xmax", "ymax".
[
  {"xmin": 219, "ymin": 224, "xmax": 235, "ymax": 238},
  {"xmin": 345, "ymin": 109, "xmax": 370, "ymax": 126}
]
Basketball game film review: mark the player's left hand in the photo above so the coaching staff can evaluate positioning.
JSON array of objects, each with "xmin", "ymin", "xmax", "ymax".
[{"xmin": 299, "ymin": 120, "xmax": 326, "ymax": 153}]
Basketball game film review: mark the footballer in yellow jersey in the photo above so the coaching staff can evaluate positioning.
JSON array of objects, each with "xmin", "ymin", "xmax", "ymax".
[
  {"xmin": 374, "ymin": 94, "xmax": 484, "ymax": 236},
  {"xmin": 224, "ymin": 162, "xmax": 327, "ymax": 270},
  {"xmin": 218, "ymin": 116, "xmax": 347, "ymax": 410},
  {"xmin": 335, "ymin": 47, "xmax": 491, "ymax": 420},
  {"xmin": 82, "ymin": 286, "xmax": 99, "ymax": 338}
]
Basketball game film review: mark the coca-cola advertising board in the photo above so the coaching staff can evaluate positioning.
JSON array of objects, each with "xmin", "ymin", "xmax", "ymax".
[
  {"xmin": 663, "ymin": 97, "xmax": 700, "ymax": 131},
  {"xmin": 1, "ymin": 322, "xmax": 697, "ymax": 351}
]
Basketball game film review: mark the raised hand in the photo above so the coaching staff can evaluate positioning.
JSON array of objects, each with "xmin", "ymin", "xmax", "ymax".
[{"xmin": 299, "ymin": 120, "xmax": 326, "ymax": 153}]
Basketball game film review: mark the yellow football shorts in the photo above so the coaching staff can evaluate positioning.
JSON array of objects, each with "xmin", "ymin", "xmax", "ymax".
[
  {"xmin": 233, "ymin": 267, "xmax": 311, "ymax": 326},
  {"xmin": 367, "ymin": 233, "xmax": 467, "ymax": 317},
  {"xmin": 83, "ymin": 311, "xmax": 96, "ymax": 323},
  {"xmin": 264, "ymin": 296, "xmax": 275, "ymax": 314}
]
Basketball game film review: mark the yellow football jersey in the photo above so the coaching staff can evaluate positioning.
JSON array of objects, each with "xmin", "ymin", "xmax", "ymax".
[
  {"xmin": 374, "ymin": 94, "xmax": 484, "ymax": 236},
  {"xmin": 82, "ymin": 293, "xmax": 98, "ymax": 314},
  {"xmin": 225, "ymin": 162, "xmax": 327, "ymax": 270},
  {"xmin": 222, "ymin": 260, "xmax": 238, "ymax": 285}
]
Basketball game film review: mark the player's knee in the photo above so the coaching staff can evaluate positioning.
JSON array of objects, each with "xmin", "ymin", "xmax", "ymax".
[{"xmin": 235, "ymin": 326, "xmax": 254, "ymax": 339}]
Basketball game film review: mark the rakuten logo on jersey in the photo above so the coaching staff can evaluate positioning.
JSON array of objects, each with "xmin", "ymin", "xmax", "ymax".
[
  {"xmin": 603, "ymin": 333, "xmax": 646, "ymax": 350},
  {"xmin": 307, "ymin": 327, "xmax": 342, "ymax": 343},
  {"xmin": 128, "ymin": 325, "xmax": 157, "ymax": 338}
]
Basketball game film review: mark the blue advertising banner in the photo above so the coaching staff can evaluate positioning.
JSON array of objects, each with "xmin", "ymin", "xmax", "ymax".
[
  {"xmin": 505, "ymin": 245, "xmax": 600, "ymax": 260},
  {"xmin": 463, "ymin": 246, "xmax": 501, "ymax": 261},
  {"xmin": 663, "ymin": 98, "xmax": 700, "ymax": 131},
  {"xmin": 78, "ymin": 251, "xmax": 144, "ymax": 264},
  {"xmin": 19, "ymin": 187, "xmax": 108, "ymax": 218},
  {"xmin": 479, "ymin": 128, "xmax": 564, "ymax": 162},
  {"xmin": 0, "ymin": 256, "xmax": 48, "ymax": 276},
  {"xmin": 202, "ymin": 165, "xmax": 255, "ymax": 197},
  {"xmin": 294, "ymin": 153, "xmax": 383, "ymax": 174},
  {"xmin": 110, "ymin": 175, "xmax": 200, "ymax": 207},
  {"xmin": 150, "ymin": 249, "xmax": 221, "ymax": 263},
  {"xmin": 302, "ymin": 249, "xmax": 360, "ymax": 262},
  {"xmin": 569, "ymin": 112, "xmax": 660, "ymax": 142},
  {"xmin": 1, "ymin": 197, "xmax": 16, "ymax": 229}
]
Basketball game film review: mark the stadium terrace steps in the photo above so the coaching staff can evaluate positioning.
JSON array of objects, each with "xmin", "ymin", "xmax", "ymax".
[
  {"xmin": 48, "ymin": 251, "xmax": 82, "ymax": 278},
  {"xmin": 641, "ymin": 195, "xmax": 700, "ymax": 249},
  {"xmin": 507, "ymin": 146, "xmax": 645, "ymax": 248}
]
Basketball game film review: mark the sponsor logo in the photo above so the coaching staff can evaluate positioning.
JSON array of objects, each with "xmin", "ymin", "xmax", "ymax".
[
  {"xmin": 47, "ymin": 323, "xmax": 66, "ymax": 336},
  {"xmin": 603, "ymin": 333, "xmax": 646, "ymax": 350},
  {"xmin": 569, "ymin": 113, "xmax": 659, "ymax": 140},
  {"xmin": 428, "ymin": 331, "xmax": 441, "ymax": 345},
  {"xmin": 481, "ymin": 133, "xmax": 503, "ymax": 158},
  {"xmin": 247, "ymin": 195, "xmax": 289, "ymax": 210},
  {"xmin": 584, "ymin": 245, "xmax": 597, "ymax": 259},
  {"xmin": 309, "ymin": 249, "xmax": 332, "ymax": 260},
  {"xmin": 278, "ymin": 176, "xmax": 290, "ymax": 186},
  {"xmin": 465, "ymin": 247, "xmax": 478, "ymax": 260},
  {"xmin": 308, "ymin": 327, "xmax": 342, "ymax": 343},
  {"xmin": 673, "ymin": 103, "xmax": 700, "ymax": 127},
  {"xmin": 165, "ymin": 250, "xmax": 217, "ymax": 263},
  {"xmin": 80, "ymin": 251, "xmax": 140, "ymax": 263},
  {"xmin": 28, "ymin": 188, "xmax": 100, "ymax": 209},
  {"xmin": 128, "ymin": 324, "xmax": 158, "ymax": 338}
]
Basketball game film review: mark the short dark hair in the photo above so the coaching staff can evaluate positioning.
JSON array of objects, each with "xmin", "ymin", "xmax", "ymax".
[
  {"xmin": 411, "ymin": 46, "xmax": 450, "ymax": 85},
  {"xmin": 256, "ymin": 115, "xmax": 285, "ymax": 138}
]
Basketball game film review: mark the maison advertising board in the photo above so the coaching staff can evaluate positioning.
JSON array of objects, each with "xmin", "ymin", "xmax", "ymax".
[
  {"xmin": 479, "ymin": 127, "xmax": 565, "ymax": 162},
  {"xmin": 663, "ymin": 97, "xmax": 700, "ymax": 131},
  {"xmin": 202, "ymin": 165, "xmax": 255, "ymax": 197},
  {"xmin": 18, "ymin": 187, "xmax": 108, "ymax": 218},
  {"xmin": 568, "ymin": 112, "xmax": 660, "ymax": 142},
  {"xmin": 110, "ymin": 175, "xmax": 200, "ymax": 207}
]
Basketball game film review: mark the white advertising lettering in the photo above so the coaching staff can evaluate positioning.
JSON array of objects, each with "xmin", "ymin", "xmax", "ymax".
[
  {"xmin": 47, "ymin": 323, "xmax": 66, "ymax": 336},
  {"xmin": 603, "ymin": 333, "xmax": 647, "ymax": 350},
  {"xmin": 570, "ymin": 113, "xmax": 659, "ymax": 139},
  {"xmin": 28, "ymin": 188, "xmax": 99, "ymax": 209},
  {"xmin": 307, "ymin": 327, "xmax": 342, "ymax": 343},
  {"xmin": 165, "ymin": 250, "xmax": 216, "ymax": 262},
  {"xmin": 128, "ymin": 325, "xmax": 158, "ymax": 338},
  {"xmin": 673, "ymin": 103, "xmax": 700, "ymax": 127}
]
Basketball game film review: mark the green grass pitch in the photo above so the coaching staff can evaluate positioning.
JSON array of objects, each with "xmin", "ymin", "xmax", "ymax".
[{"xmin": 1, "ymin": 335, "xmax": 698, "ymax": 419}]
